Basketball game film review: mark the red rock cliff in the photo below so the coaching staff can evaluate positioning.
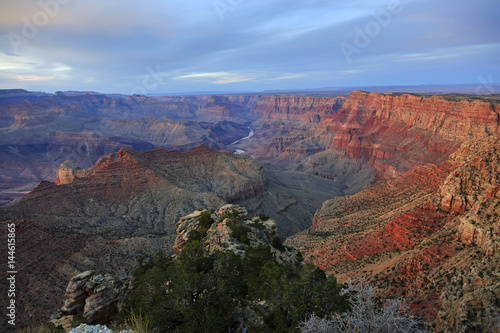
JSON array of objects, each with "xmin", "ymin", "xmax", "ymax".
[
  {"xmin": 320, "ymin": 91, "xmax": 500, "ymax": 179},
  {"xmin": 339, "ymin": 91, "xmax": 499, "ymax": 141},
  {"xmin": 251, "ymin": 96, "xmax": 345, "ymax": 122}
]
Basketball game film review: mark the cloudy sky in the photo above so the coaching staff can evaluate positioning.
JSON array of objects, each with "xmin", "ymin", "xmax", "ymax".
[{"xmin": 0, "ymin": 0, "xmax": 499, "ymax": 94}]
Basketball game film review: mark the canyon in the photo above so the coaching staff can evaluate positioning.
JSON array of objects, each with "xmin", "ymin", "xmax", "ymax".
[{"xmin": 1, "ymin": 89, "xmax": 499, "ymax": 331}]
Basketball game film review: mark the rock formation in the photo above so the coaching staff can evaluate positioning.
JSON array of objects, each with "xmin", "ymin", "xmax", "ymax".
[
  {"xmin": 0, "ymin": 145, "xmax": 267, "ymax": 328},
  {"xmin": 173, "ymin": 204, "xmax": 301, "ymax": 265},
  {"xmin": 60, "ymin": 271, "xmax": 128, "ymax": 324},
  {"xmin": 287, "ymin": 134, "xmax": 500, "ymax": 330},
  {"xmin": 251, "ymin": 96, "xmax": 345, "ymax": 121}
]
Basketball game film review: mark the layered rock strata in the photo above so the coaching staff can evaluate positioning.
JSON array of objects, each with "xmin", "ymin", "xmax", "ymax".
[{"xmin": 287, "ymin": 134, "xmax": 500, "ymax": 329}]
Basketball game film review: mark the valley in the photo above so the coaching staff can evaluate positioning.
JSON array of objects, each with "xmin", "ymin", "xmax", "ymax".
[{"xmin": 0, "ymin": 88, "xmax": 499, "ymax": 331}]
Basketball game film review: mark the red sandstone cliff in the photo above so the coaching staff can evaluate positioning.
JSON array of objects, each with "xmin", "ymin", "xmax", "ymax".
[
  {"xmin": 323, "ymin": 91, "xmax": 499, "ymax": 177},
  {"xmin": 251, "ymin": 95, "xmax": 345, "ymax": 122},
  {"xmin": 259, "ymin": 91, "xmax": 499, "ymax": 183},
  {"xmin": 287, "ymin": 134, "xmax": 500, "ymax": 330}
]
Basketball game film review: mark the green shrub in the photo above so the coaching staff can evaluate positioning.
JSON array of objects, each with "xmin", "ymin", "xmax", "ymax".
[
  {"xmin": 228, "ymin": 220, "xmax": 250, "ymax": 245},
  {"xmin": 248, "ymin": 219, "xmax": 265, "ymax": 229},
  {"xmin": 69, "ymin": 314, "xmax": 86, "ymax": 328},
  {"xmin": 199, "ymin": 210, "xmax": 215, "ymax": 230},
  {"xmin": 187, "ymin": 230, "xmax": 203, "ymax": 242},
  {"xmin": 272, "ymin": 236, "xmax": 286, "ymax": 251},
  {"xmin": 122, "ymin": 243, "xmax": 348, "ymax": 332},
  {"xmin": 259, "ymin": 213, "xmax": 270, "ymax": 221}
]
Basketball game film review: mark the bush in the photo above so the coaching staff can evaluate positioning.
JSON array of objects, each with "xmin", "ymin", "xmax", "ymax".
[
  {"xmin": 259, "ymin": 213, "xmax": 270, "ymax": 221},
  {"xmin": 299, "ymin": 278, "xmax": 427, "ymax": 333},
  {"xmin": 226, "ymin": 219, "xmax": 250, "ymax": 245},
  {"xmin": 272, "ymin": 236, "xmax": 286, "ymax": 251},
  {"xmin": 69, "ymin": 314, "xmax": 86, "ymax": 328},
  {"xmin": 199, "ymin": 210, "xmax": 215, "ymax": 230},
  {"xmin": 123, "ymin": 244, "xmax": 348, "ymax": 332},
  {"xmin": 248, "ymin": 219, "xmax": 265, "ymax": 229},
  {"xmin": 187, "ymin": 230, "xmax": 203, "ymax": 242}
]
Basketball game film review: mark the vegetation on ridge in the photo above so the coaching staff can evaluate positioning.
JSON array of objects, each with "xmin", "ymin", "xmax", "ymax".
[
  {"xmin": 119, "ymin": 205, "xmax": 430, "ymax": 332},
  {"xmin": 122, "ymin": 242, "xmax": 348, "ymax": 332},
  {"xmin": 122, "ymin": 229, "xmax": 348, "ymax": 332}
]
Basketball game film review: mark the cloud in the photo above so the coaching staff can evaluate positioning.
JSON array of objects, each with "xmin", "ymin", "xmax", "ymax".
[
  {"xmin": 0, "ymin": 0, "xmax": 499, "ymax": 93},
  {"xmin": 13, "ymin": 74, "xmax": 54, "ymax": 82},
  {"xmin": 267, "ymin": 74, "xmax": 306, "ymax": 81},
  {"xmin": 175, "ymin": 72, "xmax": 234, "ymax": 80},
  {"xmin": 175, "ymin": 72, "xmax": 253, "ymax": 84},
  {"xmin": 339, "ymin": 70, "xmax": 363, "ymax": 75}
]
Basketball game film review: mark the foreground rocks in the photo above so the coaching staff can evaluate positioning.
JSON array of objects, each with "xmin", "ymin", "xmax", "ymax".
[{"xmin": 60, "ymin": 271, "xmax": 128, "ymax": 324}]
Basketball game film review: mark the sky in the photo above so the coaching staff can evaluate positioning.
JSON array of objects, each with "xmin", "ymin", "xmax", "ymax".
[{"xmin": 0, "ymin": 0, "xmax": 499, "ymax": 94}]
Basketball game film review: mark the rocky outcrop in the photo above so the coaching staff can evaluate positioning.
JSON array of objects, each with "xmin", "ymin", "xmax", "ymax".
[
  {"xmin": 56, "ymin": 160, "xmax": 94, "ymax": 185},
  {"xmin": 60, "ymin": 271, "xmax": 128, "ymax": 324},
  {"xmin": 437, "ymin": 135, "xmax": 500, "ymax": 259},
  {"xmin": 173, "ymin": 204, "xmax": 300, "ymax": 265},
  {"xmin": 439, "ymin": 135, "xmax": 500, "ymax": 213}
]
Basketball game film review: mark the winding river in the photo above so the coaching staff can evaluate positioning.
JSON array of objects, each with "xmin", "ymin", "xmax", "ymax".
[{"xmin": 231, "ymin": 127, "xmax": 254, "ymax": 154}]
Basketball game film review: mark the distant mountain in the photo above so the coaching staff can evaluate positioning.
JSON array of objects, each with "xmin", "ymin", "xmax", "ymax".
[{"xmin": 262, "ymin": 83, "xmax": 500, "ymax": 96}]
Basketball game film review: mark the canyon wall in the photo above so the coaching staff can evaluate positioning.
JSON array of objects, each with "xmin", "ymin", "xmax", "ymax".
[
  {"xmin": 251, "ymin": 95, "xmax": 345, "ymax": 122},
  {"xmin": 0, "ymin": 145, "xmax": 267, "ymax": 327},
  {"xmin": 288, "ymin": 134, "xmax": 500, "ymax": 330},
  {"xmin": 323, "ymin": 91, "xmax": 499, "ymax": 174},
  {"xmin": 259, "ymin": 91, "xmax": 499, "ymax": 183}
]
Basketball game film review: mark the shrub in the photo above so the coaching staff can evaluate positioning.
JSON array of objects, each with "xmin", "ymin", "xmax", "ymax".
[
  {"xmin": 299, "ymin": 278, "xmax": 428, "ymax": 333},
  {"xmin": 248, "ymin": 219, "xmax": 265, "ymax": 229},
  {"xmin": 272, "ymin": 236, "xmax": 286, "ymax": 251},
  {"xmin": 259, "ymin": 213, "xmax": 270, "ymax": 221},
  {"xmin": 69, "ymin": 314, "xmax": 86, "ymax": 328},
  {"xmin": 228, "ymin": 220, "xmax": 250, "ymax": 245},
  {"xmin": 123, "ymin": 244, "xmax": 348, "ymax": 332},
  {"xmin": 199, "ymin": 210, "xmax": 215, "ymax": 230},
  {"xmin": 187, "ymin": 230, "xmax": 202, "ymax": 242}
]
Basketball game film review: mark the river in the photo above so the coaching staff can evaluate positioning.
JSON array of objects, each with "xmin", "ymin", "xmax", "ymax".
[{"xmin": 231, "ymin": 127, "xmax": 254, "ymax": 154}]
